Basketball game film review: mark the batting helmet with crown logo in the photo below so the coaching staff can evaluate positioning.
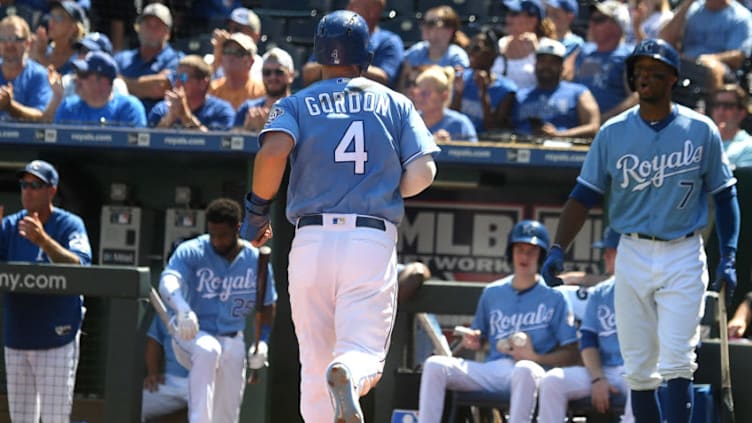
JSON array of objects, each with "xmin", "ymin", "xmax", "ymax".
[
  {"xmin": 506, "ymin": 220, "xmax": 550, "ymax": 265},
  {"xmin": 314, "ymin": 10, "xmax": 373, "ymax": 71},
  {"xmin": 626, "ymin": 38, "xmax": 680, "ymax": 91}
]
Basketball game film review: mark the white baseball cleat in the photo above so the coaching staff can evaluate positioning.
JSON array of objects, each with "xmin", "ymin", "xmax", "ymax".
[{"xmin": 326, "ymin": 363, "xmax": 363, "ymax": 423}]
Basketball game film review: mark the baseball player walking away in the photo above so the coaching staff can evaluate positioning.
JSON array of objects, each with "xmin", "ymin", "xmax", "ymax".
[
  {"xmin": 417, "ymin": 220, "xmax": 580, "ymax": 423},
  {"xmin": 541, "ymin": 38, "xmax": 740, "ymax": 423},
  {"xmin": 240, "ymin": 10, "xmax": 439, "ymax": 422},
  {"xmin": 538, "ymin": 227, "xmax": 633, "ymax": 422},
  {"xmin": 0, "ymin": 160, "xmax": 92, "ymax": 423},
  {"xmin": 159, "ymin": 198, "xmax": 277, "ymax": 423}
]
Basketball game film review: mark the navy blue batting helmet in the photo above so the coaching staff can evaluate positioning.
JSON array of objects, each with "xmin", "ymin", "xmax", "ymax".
[
  {"xmin": 506, "ymin": 220, "xmax": 550, "ymax": 264},
  {"xmin": 626, "ymin": 38, "xmax": 680, "ymax": 90},
  {"xmin": 314, "ymin": 10, "xmax": 373, "ymax": 71}
]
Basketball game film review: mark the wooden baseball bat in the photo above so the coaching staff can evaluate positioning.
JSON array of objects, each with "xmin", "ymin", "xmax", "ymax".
[
  {"xmin": 249, "ymin": 245, "xmax": 272, "ymax": 384},
  {"xmin": 719, "ymin": 284, "xmax": 736, "ymax": 423},
  {"xmin": 149, "ymin": 287, "xmax": 174, "ymax": 336},
  {"xmin": 415, "ymin": 313, "xmax": 452, "ymax": 357}
]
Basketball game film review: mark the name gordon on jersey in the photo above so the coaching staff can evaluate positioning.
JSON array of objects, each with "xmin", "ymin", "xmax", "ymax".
[
  {"xmin": 195, "ymin": 267, "xmax": 257, "ymax": 301},
  {"xmin": 304, "ymin": 91, "xmax": 391, "ymax": 117}
]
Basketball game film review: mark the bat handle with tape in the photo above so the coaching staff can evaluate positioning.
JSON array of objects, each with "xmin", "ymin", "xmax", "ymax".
[
  {"xmin": 249, "ymin": 245, "xmax": 272, "ymax": 384},
  {"xmin": 453, "ymin": 326, "xmax": 475, "ymax": 336}
]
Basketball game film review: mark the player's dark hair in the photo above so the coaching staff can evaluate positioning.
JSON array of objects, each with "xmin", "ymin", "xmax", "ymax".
[{"xmin": 206, "ymin": 198, "xmax": 242, "ymax": 227}]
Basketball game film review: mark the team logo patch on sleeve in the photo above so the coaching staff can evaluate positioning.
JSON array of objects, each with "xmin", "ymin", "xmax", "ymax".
[{"xmin": 265, "ymin": 107, "xmax": 284, "ymax": 126}]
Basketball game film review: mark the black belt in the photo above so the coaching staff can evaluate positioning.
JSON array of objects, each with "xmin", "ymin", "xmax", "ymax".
[
  {"xmin": 218, "ymin": 331, "xmax": 238, "ymax": 338},
  {"xmin": 626, "ymin": 232, "xmax": 695, "ymax": 242},
  {"xmin": 297, "ymin": 214, "xmax": 386, "ymax": 231}
]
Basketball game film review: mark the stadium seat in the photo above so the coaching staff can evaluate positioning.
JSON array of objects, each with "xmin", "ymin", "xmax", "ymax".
[
  {"xmin": 261, "ymin": 0, "xmax": 309, "ymax": 10},
  {"xmin": 386, "ymin": 0, "xmax": 417, "ymax": 16},
  {"xmin": 416, "ymin": 0, "xmax": 489, "ymax": 16},
  {"xmin": 446, "ymin": 389, "xmax": 511, "ymax": 422},
  {"xmin": 172, "ymin": 33, "xmax": 214, "ymax": 56},
  {"xmin": 381, "ymin": 15, "xmax": 422, "ymax": 48}
]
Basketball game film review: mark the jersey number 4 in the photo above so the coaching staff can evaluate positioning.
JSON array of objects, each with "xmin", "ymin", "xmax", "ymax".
[{"xmin": 334, "ymin": 120, "xmax": 368, "ymax": 174}]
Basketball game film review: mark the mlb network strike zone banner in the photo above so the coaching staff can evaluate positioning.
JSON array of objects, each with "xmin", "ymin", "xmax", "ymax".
[{"xmin": 398, "ymin": 201, "xmax": 604, "ymax": 282}]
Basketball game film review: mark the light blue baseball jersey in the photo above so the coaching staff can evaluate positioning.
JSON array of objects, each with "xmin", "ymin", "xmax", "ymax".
[
  {"xmin": 147, "ymin": 317, "xmax": 189, "ymax": 378},
  {"xmin": 0, "ymin": 208, "xmax": 91, "ymax": 349},
  {"xmin": 162, "ymin": 234, "xmax": 277, "ymax": 336},
  {"xmin": 259, "ymin": 77, "xmax": 440, "ymax": 225},
  {"xmin": 578, "ymin": 104, "xmax": 736, "ymax": 239},
  {"xmin": 471, "ymin": 275, "xmax": 578, "ymax": 363},
  {"xmin": 580, "ymin": 278, "xmax": 622, "ymax": 367}
]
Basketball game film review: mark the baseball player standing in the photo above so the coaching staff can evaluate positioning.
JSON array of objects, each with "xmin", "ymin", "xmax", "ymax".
[
  {"xmin": 241, "ymin": 10, "xmax": 439, "ymax": 422},
  {"xmin": 418, "ymin": 220, "xmax": 580, "ymax": 423},
  {"xmin": 0, "ymin": 160, "xmax": 92, "ymax": 423},
  {"xmin": 538, "ymin": 227, "xmax": 633, "ymax": 422},
  {"xmin": 542, "ymin": 38, "xmax": 740, "ymax": 423},
  {"xmin": 159, "ymin": 198, "xmax": 277, "ymax": 423}
]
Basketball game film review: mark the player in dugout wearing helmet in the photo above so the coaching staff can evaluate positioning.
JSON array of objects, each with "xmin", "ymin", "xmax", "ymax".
[{"xmin": 417, "ymin": 220, "xmax": 579, "ymax": 423}]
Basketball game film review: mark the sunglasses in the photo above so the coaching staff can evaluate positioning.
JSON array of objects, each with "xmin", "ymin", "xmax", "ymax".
[
  {"xmin": 49, "ymin": 13, "xmax": 69, "ymax": 23},
  {"xmin": 262, "ymin": 68, "xmax": 286, "ymax": 77},
  {"xmin": 589, "ymin": 14, "xmax": 611, "ymax": 24},
  {"xmin": 0, "ymin": 35, "xmax": 26, "ymax": 43},
  {"xmin": 713, "ymin": 101, "xmax": 741, "ymax": 110},
  {"xmin": 421, "ymin": 19, "xmax": 446, "ymax": 29},
  {"xmin": 176, "ymin": 72, "xmax": 193, "ymax": 83},
  {"xmin": 222, "ymin": 48, "xmax": 248, "ymax": 57},
  {"xmin": 19, "ymin": 180, "xmax": 49, "ymax": 190}
]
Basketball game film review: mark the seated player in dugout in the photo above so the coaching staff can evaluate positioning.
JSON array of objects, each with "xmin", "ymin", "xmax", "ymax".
[{"xmin": 416, "ymin": 220, "xmax": 579, "ymax": 423}]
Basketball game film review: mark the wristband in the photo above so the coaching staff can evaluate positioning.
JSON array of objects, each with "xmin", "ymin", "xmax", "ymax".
[
  {"xmin": 246, "ymin": 192, "xmax": 271, "ymax": 215},
  {"xmin": 591, "ymin": 377, "xmax": 604, "ymax": 384},
  {"xmin": 260, "ymin": 323, "xmax": 272, "ymax": 343}
]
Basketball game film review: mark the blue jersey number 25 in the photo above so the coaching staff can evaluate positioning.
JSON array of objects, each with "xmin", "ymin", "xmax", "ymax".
[{"xmin": 334, "ymin": 120, "xmax": 368, "ymax": 174}]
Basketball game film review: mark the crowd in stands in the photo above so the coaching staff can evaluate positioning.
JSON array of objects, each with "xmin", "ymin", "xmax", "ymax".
[{"xmin": 0, "ymin": 0, "xmax": 751, "ymax": 159}]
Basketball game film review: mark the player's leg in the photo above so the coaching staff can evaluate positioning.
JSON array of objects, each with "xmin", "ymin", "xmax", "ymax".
[
  {"xmin": 212, "ymin": 335, "xmax": 247, "ymax": 423},
  {"xmin": 655, "ymin": 236, "xmax": 707, "ymax": 423},
  {"xmin": 175, "ymin": 331, "xmax": 222, "ymax": 423},
  {"xmin": 331, "ymin": 223, "xmax": 399, "ymax": 397},
  {"xmin": 605, "ymin": 365, "xmax": 634, "ymax": 423},
  {"xmin": 614, "ymin": 238, "xmax": 662, "ymax": 422},
  {"xmin": 141, "ymin": 374, "xmax": 189, "ymax": 422},
  {"xmin": 537, "ymin": 366, "xmax": 590, "ymax": 423},
  {"xmin": 288, "ymin": 227, "xmax": 338, "ymax": 422},
  {"xmin": 5, "ymin": 347, "xmax": 40, "ymax": 422},
  {"xmin": 508, "ymin": 360, "xmax": 546, "ymax": 423},
  {"xmin": 418, "ymin": 357, "xmax": 514, "ymax": 423},
  {"xmin": 36, "ymin": 334, "xmax": 79, "ymax": 423}
]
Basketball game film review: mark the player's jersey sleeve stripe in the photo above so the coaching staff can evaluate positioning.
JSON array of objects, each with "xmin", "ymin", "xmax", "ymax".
[
  {"xmin": 402, "ymin": 148, "xmax": 440, "ymax": 168},
  {"xmin": 258, "ymin": 128, "xmax": 297, "ymax": 145},
  {"xmin": 575, "ymin": 176, "xmax": 605, "ymax": 194},
  {"xmin": 708, "ymin": 177, "xmax": 737, "ymax": 195}
]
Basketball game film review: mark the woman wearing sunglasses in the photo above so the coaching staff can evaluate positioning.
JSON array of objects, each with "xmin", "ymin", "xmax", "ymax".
[{"xmin": 30, "ymin": 1, "xmax": 87, "ymax": 75}]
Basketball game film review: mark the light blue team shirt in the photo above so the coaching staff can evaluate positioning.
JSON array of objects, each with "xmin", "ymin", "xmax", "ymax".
[
  {"xmin": 513, "ymin": 81, "xmax": 589, "ymax": 135},
  {"xmin": 162, "ymin": 234, "xmax": 277, "ymax": 336},
  {"xmin": 683, "ymin": 0, "xmax": 752, "ymax": 58},
  {"xmin": 259, "ymin": 77, "xmax": 440, "ymax": 225},
  {"xmin": 0, "ymin": 58, "xmax": 51, "ymax": 119},
  {"xmin": 115, "ymin": 45, "xmax": 184, "ymax": 113},
  {"xmin": 580, "ymin": 278, "xmax": 622, "ymax": 367},
  {"xmin": 147, "ymin": 317, "xmax": 189, "ymax": 378},
  {"xmin": 724, "ymin": 129, "xmax": 752, "ymax": 169},
  {"xmin": 471, "ymin": 275, "xmax": 578, "ymax": 363},
  {"xmin": 459, "ymin": 69, "xmax": 517, "ymax": 133},
  {"xmin": 574, "ymin": 42, "xmax": 633, "ymax": 114},
  {"xmin": 0, "ymin": 208, "xmax": 91, "ymax": 349},
  {"xmin": 578, "ymin": 104, "xmax": 736, "ymax": 239},
  {"xmin": 427, "ymin": 108, "xmax": 478, "ymax": 141},
  {"xmin": 148, "ymin": 95, "xmax": 235, "ymax": 130},
  {"xmin": 404, "ymin": 41, "xmax": 470, "ymax": 68},
  {"xmin": 54, "ymin": 92, "xmax": 147, "ymax": 127}
]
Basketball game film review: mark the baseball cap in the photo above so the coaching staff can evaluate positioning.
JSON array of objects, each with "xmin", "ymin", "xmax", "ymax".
[
  {"xmin": 546, "ymin": 0, "xmax": 578, "ymax": 17},
  {"xmin": 590, "ymin": 0, "xmax": 630, "ymax": 35},
  {"xmin": 17, "ymin": 160, "xmax": 59, "ymax": 186},
  {"xmin": 74, "ymin": 32, "xmax": 113, "ymax": 55},
  {"xmin": 229, "ymin": 7, "xmax": 261, "ymax": 34},
  {"xmin": 223, "ymin": 32, "xmax": 257, "ymax": 56},
  {"xmin": 73, "ymin": 51, "xmax": 118, "ymax": 80},
  {"xmin": 262, "ymin": 47, "xmax": 295, "ymax": 72},
  {"xmin": 50, "ymin": 1, "xmax": 87, "ymax": 24},
  {"xmin": 592, "ymin": 227, "xmax": 621, "ymax": 249},
  {"xmin": 536, "ymin": 38, "xmax": 566, "ymax": 58},
  {"xmin": 503, "ymin": 0, "xmax": 545, "ymax": 20},
  {"xmin": 138, "ymin": 3, "xmax": 173, "ymax": 29}
]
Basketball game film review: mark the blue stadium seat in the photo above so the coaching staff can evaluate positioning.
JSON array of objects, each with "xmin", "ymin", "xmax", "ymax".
[
  {"xmin": 287, "ymin": 15, "xmax": 321, "ymax": 44},
  {"xmin": 172, "ymin": 33, "xmax": 214, "ymax": 56},
  {"xmin": 385, "ymin": 0, "xmax": 417, "ymax": 16},
  {"xmin": 380, "ymin": 15, "xmax": 422, "ymax": 48}
]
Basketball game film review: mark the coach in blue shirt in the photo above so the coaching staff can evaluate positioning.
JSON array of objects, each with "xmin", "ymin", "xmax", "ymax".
[{"xmin": 0, "ymin": 160, "xmax": 92, "ymax": 423}]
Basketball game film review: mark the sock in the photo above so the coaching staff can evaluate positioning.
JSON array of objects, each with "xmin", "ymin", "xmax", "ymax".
[
  {"xmin": 631, "ymin": 388, "xmax": 662, "ymax": 423},
  {"xmin": 664, "ymin": 378, "xmax": 693, "ymax": 423}
]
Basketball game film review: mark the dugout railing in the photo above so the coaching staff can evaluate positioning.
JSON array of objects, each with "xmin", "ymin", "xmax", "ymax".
[{"xmin": 0, "ymin": 263, "xmax": 151, "ymax": 423}]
